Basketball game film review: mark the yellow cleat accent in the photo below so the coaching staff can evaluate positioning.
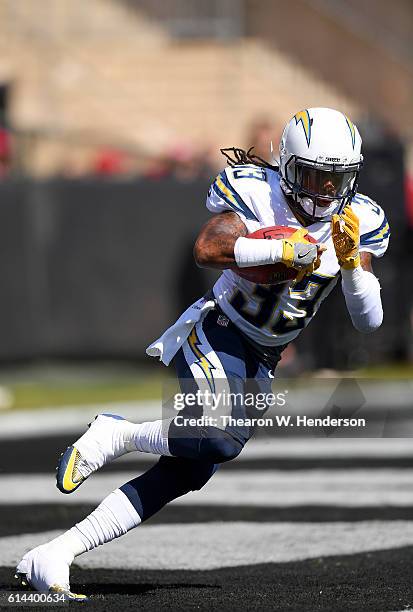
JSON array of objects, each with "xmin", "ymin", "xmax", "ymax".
[
  {"xmin": 49, "ymin": 584, "xmax": 88, "ymax": 601},
  {"xmin": 56, "ymin": 446, "xmax": 88, "ymax": 494}
]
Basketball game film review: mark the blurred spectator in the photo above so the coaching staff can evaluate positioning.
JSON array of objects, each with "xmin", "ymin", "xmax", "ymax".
[
  {"xmin": 143, "ymin": 152, "xmax": 174, "ymax": 180},
  {"xmin": 91, "ymin": 147, "xmax": 143, "ymax": 178},
  {"xmin": 246, "ymin": 117, "xmax": 280, "ymax": 163},
  {"xmin": 93, "ymin": 148, "xmax": 124, "ymax": 176},
  {"xmin": 144, "ymin": 143, "xmax": 215, "ymax": 181},
  {"xmin": 0, "ymin": 127, "xmax": 11, "ymax": 178},
  {"xmin": 405, "ymin": 174, "xmax": 413, "ymax": 228}
]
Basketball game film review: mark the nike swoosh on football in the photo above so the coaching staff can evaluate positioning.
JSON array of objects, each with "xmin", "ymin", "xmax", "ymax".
[{"xmin": 298, "ymin": 251, "xmax": 311, "ymax": 259}]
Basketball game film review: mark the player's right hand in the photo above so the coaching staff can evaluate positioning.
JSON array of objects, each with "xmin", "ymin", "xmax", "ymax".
[{"xmin": 281, "ymin": 240, "xmax": 319, "ymax": 270}]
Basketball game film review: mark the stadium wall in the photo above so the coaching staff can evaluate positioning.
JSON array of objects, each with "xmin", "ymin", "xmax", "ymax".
[{"xmin": 0, "ymin": 171, "xmax": 408, "ymax": 368}]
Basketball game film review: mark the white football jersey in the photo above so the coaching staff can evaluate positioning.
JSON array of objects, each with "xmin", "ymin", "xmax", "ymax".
[{"xmin": 206, "ymin": 165, "xmax": 390, "ymax": 347}]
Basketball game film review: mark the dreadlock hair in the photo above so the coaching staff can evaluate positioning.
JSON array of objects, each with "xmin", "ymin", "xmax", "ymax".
[{"xmin": 220, "ymin": 146, "xmax": 279, "ymax": 171}]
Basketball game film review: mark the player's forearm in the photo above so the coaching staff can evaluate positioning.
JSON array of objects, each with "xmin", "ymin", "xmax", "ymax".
[
  {"xmin": 194, "ymin": 234, "xmax": 239, "ymax": 268},
  {"xmin": 233, "ymin": 236, "xmax": 323, "ymax": 271},
  {"xmin": 195, "ymin": 235, "xmax": 286, "ymax": 270},
  {"xmin": 194, "ymin": 211, "xmax": 247, "ymax": 269},
  {"xmin": 341, "ymin": 266, "xmax": 383, "ymax": 333},
  {"xmin": 333, "ymin": 209, "xmax": 383, "ymax": 333},
  {"xmin": 233, "ymin": 237, "xmax": 282, "ymax": 267}
]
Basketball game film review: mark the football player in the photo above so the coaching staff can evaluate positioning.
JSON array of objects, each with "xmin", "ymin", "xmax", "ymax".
[{"xmin": 16, "ymin": 108, "xmax": 389, "ymax": 599}]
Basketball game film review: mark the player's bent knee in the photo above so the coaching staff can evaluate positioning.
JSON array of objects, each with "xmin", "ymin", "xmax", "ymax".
[
  {"xmin": 199, "ymin": 431, "xmax": 243, "ymax": 463},
  {"xmin": 168, "ymin": 421, "xmax": 244, "ymax": 462}
]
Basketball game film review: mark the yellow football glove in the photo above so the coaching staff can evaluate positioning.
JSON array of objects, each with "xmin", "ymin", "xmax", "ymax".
[
  {"xmin": 331, "ymin": 206, "xmax": 360, "ymax": 269},
  {"xmin": 281, "ymin": 228, "xmax": 324, "ymax": 282},
  {"xmin": 281, "ymin": 229, "xmax": 312, "ymax": 267}
]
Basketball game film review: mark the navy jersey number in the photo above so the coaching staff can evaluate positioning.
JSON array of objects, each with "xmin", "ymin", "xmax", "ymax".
[
  {"xmin": 233, "ymin": 166, "xmax": 267, "ymax": 182},
  {"xmin": 229, "ymin": 273, "xmax": 335, "ymax": 334}
]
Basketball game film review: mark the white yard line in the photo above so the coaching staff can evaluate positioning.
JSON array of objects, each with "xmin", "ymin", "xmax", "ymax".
[
  {"xmin": 1, "ymin": 396, "xmax": 412, "ymax": 442},
  {"xmin": 2, "ymin": 469, "xmax": 413, "ymax": 506},
  {"xmin": 116, "ymin": 437, "xmax": 413, "ymax": 462},
  {"xmin": 0, "ymin": 401, "xmax": 162, "ymax": 439},
  {"xmin": 241, "ymin": 437, "xmax": 413, "ymax": 458},
  {"xmin": 2, "ymin": 521, "xmax": 413, "ymax": 570}
]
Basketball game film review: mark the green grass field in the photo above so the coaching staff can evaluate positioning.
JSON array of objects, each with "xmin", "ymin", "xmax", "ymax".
[
  {"xmin": 0, "ymin": 363, "xmax": 172, "ymax": 411},
  {"xmin": 0, "ymin": 361, "xmax": 410, "ymax": 411}
]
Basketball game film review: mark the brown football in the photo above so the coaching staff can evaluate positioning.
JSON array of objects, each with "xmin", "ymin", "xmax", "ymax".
[{"xmin": 233, "ymin": 225, "xmax": 317, "ymax": 285}]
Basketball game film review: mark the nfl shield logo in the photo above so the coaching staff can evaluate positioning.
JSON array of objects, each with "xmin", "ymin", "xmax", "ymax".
[{"xmin": 217, "ymin": 314, "xmax": 229, "ymax": 327}]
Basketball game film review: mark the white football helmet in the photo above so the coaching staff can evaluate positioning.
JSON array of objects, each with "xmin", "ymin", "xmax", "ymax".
[{"xmin": 279, "ymin": 107, "xmax": 363, "ymax": 223}]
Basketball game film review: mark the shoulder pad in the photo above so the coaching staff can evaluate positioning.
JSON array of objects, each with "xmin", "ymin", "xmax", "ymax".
[
  {"xmin": 207, "ymin": 166, "xmax": 264, "ymax": 221},
  {"xmin": 351, "ymin": 192, "xmax": 390, "ymax": 256}
]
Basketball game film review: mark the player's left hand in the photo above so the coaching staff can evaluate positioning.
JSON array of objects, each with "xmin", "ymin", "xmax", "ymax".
[{"xmin": 331, "ymin": 206, "xmax": 360, "ymax": 269}]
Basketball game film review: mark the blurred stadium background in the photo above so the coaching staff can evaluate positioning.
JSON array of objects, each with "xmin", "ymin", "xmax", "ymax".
[{"xmin": 0, "ymin": 1, "xmax": 412, "ymax": 610}]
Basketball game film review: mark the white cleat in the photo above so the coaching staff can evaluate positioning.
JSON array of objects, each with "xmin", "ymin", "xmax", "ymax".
[
  {"xmin": 56, "ymin": 413, "xmax": 136, "ymax": 494},
  {"xmin": 15, "ymin": 543, "xmax": 87, "ymax": 601}
]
